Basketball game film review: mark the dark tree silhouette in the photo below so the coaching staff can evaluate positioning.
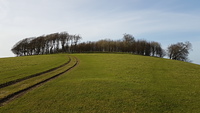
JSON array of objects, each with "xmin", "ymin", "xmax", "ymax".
[
  {"xmin": 11, "ymin": 32, "xmax": 82, "ymax": 56},
  {"xmin": 167, "ymin": 41, "xmax": 192, "ymax": 61},
  {"xmin": 12, "ymin": 32, "xmax": 167, "ymax": 58}
]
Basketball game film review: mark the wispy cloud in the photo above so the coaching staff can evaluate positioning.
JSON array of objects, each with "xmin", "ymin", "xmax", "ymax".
[
  {"xmin": 64, "ymin": 9, "xmax": 200, "ymax": 40},
  {"xmin": 0, "ymin": 0, "xmax": 200, "ymax": 63}
]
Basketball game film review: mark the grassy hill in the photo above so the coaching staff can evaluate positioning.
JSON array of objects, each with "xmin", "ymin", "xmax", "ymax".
[
  {"xmin": 0, "ymin": 54, "xmax": 69, "ymax": 85},
  {"xmin": 0, "ymin": 53, "xmax": 200, "ymax": 113}
]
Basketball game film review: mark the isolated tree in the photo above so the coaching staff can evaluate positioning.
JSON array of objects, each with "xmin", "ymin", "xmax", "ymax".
[{"xmin": 167, "ymin": 41, "xmax": 192, "ymax": 61}]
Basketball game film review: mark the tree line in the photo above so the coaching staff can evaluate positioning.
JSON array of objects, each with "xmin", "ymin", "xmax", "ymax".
[
  {"xmin": 11, "ymin": 32, "xmax": 192, "ymax": 62},
  {"xmin": 76, "ymin": 34, "xmax": 165, "ymax": 57},
  {"xmin": 11, "ymin": 32, "xmax": 81, "ymax": 56}
]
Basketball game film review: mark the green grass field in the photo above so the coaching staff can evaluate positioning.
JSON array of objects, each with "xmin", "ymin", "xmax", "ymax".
[
  {"xmin": 1, "ymin": 53, "xmax": 200, "ymax": 113},
  {"xmin": 0, "ymin": 56, "xmax": 77, "ymax": 100},
  {"xmin": 0, "ymin": 54, "xmax": 69, "ymax": 85}
]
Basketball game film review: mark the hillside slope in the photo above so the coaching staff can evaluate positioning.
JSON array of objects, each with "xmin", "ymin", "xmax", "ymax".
[
  {"xmin": 0, "ymin": 54, "xmax": 69, "ymax": 84},
  {"xmin": 1, "ymin": 53, "xmax": 200, "ymax": 113}
]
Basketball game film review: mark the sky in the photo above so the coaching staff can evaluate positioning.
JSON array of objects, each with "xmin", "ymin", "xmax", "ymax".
[{"xmin": 0, "ymin": 0, "xmax": 200, "ymax": 64}]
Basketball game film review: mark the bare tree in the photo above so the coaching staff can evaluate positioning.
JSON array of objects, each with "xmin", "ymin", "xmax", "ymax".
[
  {"xmin": 73, "ymin": 35, "xmax": 82, "ymax": 52},
  {"xmin": 60, "ymin": 32, "xmax": 69, "ymax": 52},
  {"xmin": 167, "ymin": 41, "xmax": 192, "ymax": 61},
  {"xmin": 122, "ymin": 34, "xmax": 135, "ymax": 53}
]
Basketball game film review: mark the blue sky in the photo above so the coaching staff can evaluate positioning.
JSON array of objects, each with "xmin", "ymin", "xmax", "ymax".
[{"xmin": 0, "ymin": 0, "xmax": 200, "ymax": 64}]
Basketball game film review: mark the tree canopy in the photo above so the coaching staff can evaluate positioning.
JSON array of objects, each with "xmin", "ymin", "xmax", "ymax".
[
  {"xmin": 11, "ymin": 32, "xmax": 81, "ymax": 56},
  {"xmin": 11, "ymin": 32, "xmax": 192, "ymax": 62},
  {"xmin": 167, "ymin": 41, "xmax": 192, "ymax": 62}
]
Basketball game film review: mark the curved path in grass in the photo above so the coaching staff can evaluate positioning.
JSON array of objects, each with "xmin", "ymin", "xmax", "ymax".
[
  {"xmin": 0, "ymin": 56, "xmax": 79, "ymax": 106},
  {"xmin": 0, "ymin": 56, "xmax": 71, "ymax": 89}
]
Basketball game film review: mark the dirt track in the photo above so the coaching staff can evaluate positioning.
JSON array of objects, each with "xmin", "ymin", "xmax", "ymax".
[
  {"xmin": 0, "ymin": 56, "xmax": 79, "ymax": 106},
  {"xmin": 0, "ymin": 56, "xmax": 71, "ymax": 89}
]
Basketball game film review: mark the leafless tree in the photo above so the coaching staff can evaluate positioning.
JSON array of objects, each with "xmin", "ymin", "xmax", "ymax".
[{"xmin": 167, "ymin": 41, "xmax": 192, "ymax": 61}]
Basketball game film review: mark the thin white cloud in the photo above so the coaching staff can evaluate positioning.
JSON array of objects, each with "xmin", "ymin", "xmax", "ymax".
[
  {"xmin": 62, "ymin": 9, "xmax": 200, "ymax": 40},
  {"xmin": 0, "ymin": 0, "xmax": 200, "ymax": 64}
]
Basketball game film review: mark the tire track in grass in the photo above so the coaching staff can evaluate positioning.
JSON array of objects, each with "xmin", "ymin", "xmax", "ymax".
[
  {"xmin": 0, "ymin": 56, "xmax": 71, "ymax": 89},
  {"xmin": 0, "ymin": 56, "xmax": 79, "ymax": 106}
]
